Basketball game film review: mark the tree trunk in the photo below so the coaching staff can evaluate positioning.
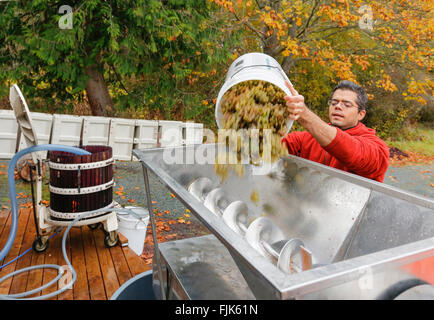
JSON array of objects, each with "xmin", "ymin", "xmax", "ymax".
[
  {"xmin": 85, "ymin": 66, "xmax": 113, "ymax": 117},
  {"xmin": 281, "ymin": 56, "xmax": 294, "ymax": 74}
]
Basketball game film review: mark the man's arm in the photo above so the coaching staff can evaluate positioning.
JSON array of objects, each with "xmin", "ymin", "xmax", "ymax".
[
  {"xmin": 283, "ymin": 81, "xmax": 389, "ymax": 180},
  {"xmin": 284, "ymin": 81, "xmax": 337, "ymax": 147}
]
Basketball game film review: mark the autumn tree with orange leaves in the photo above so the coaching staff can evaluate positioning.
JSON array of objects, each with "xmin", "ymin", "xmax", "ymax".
[{"xmin": 210, "ymin": 0, "xmax": 433, "ymax": 136}]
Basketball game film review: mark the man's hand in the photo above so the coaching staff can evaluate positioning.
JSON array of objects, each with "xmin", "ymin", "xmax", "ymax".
[
  {"xmin": 283, "ymin": 80, "xmax": 337, "ymax": 147},
  {"xmin": 284, "ymin": 81, "xmax": 309, "ymax": 121}
]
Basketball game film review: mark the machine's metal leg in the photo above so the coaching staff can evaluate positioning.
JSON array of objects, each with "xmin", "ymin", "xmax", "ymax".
[
  {"xmin": 29, "ymin": 163, "xmax": 41, "ymax": 241},
  {"xmin": 141, "ymin": 162, "xmax": 167, "ymax": 300}
]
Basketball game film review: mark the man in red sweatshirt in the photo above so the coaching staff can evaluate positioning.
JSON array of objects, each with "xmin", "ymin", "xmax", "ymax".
[{"xmin": 282, "ymin": 80, "xmax": 389, "ymax": 182}]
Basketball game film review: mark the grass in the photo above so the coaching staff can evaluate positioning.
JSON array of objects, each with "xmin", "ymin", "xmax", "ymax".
[{"xmin": 386, "ymin": 123, "xmax": 434, "ymax": 157}]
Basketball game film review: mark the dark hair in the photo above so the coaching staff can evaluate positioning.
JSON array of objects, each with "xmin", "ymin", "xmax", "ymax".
[{"xmin": 330, "ymin": 80, "xmax": 368, "ymax": 111}]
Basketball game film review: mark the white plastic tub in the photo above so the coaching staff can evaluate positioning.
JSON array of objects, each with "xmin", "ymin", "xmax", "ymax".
[{"xmin": 117, "ymin": 206, "xmax": 149, "ymax": 256}]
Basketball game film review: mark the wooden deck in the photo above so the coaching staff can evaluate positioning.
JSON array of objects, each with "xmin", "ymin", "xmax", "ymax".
[{"xmin": 0, "ymin": 208, "xmax": 150, "ymax": 300}]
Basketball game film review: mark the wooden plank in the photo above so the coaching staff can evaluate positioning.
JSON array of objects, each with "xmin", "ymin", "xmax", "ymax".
[
  {"xmin": 25, "ymin": 246, "xmax": 46, "ymax": 298},
  {"xmin": 118, "ymin": 232, "xmax": 129, "ymax": 247},
  {"xmin": 0, "ymin": 211, "xmax": 12, "ymax": 267},
  {"xmin": 9, "ymin": 207, "xmax": 35, "ymax": 296},
  {"xmin": 69, "ymin": 226, "xmax": 90, "ymax": 300},
  {"xmin": 0, "ymin": 210, "xmax": 11, "ymax": 242},
  {"xmin": 109, "ymin": 245, "xmax": 132, "ymax": 287},
  {"xmin": 93, "ymin": 228, "xmax": 120, "ymax": 299},
  {"xmin": 122, "ymin": 245, "xmax": 150, "ymax": 277},
  {"xmin": 57, "ymin": 227, "xmax": 73, "ymax": 300},
  {"xmin": 82, "ymin": 226, "xmax": 106, "ymax": 300},
  {"xmin": 41, "ymin": 227, "xmax": 62, "ymax": 300},
  {"xmin": 0, "ymin": 208, "xmax": 31, "ymax": 295}
]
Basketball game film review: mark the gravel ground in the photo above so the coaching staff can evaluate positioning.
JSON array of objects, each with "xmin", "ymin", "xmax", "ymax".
[{"xmin": 384, "ymin": 164, "xmax": 433, "ymax": 198}]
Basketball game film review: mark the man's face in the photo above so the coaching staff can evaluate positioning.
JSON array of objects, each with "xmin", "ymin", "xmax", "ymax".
[{"xmin": 328, "ymin": 89, "xmax": 366, "ymax": 130}]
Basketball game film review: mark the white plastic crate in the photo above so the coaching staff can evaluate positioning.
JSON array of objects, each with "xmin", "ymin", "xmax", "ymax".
[
  {"xmin": 108, "ymin": 118, "xmax": 136, "ymax": 161},
  {"xmin": 184, "ymin": 122, "xmax": 204, "ymax": 145},
  {"xmin": 132, "ymin": 120, "xmax": 159, "ymax": 161},
  {"xmin": 0, "ymin": 110, "xmax": 18, "ymax": 159},
  {"xmin": 134, "ymin": 120, "xmax": 159, "ymax": 149},
  {"xmin": 50, "ymin": 114, "xmax": 83, "ymax": 146},
  {"xmin": 159, "ymin": 120, "xmax": 184, "ymax": 147},
  {"xmin": 81, "ymin": 116, "xmax": 110, "ymax": 146}
]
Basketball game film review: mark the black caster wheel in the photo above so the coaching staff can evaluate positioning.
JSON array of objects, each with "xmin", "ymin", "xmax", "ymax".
[
  {"xmin": 104, "ymin": 232, "xmax": 119, "ymax": 248},
  {"xmin": 88, "ymin": 223, "xmax": 101, "ymax": 230},
  {"xmin": 32, "ymin": 237, "xmax": 49, "ymax": 253}
]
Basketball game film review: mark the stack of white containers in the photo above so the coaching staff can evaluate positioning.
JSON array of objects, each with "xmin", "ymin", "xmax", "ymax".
[{"xmin": 0, "ymin": 109, "xmax": 204, "ymax": 161}]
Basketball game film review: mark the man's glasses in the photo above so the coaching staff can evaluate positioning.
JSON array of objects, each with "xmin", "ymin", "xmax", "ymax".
[{"xmin": 327, "ymin": 99, "xmax": 358, "ymax": 109}]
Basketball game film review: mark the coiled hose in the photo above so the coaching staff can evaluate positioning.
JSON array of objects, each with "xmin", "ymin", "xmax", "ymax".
[{"xmin": 0, "ymin": 144, "xmax": 144, "ymax": 300}]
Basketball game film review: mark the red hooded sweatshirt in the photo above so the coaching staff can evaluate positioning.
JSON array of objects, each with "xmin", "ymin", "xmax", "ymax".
[{"xmin": 282, "ymin": 122, "xmax": 390, "ymax": 182}]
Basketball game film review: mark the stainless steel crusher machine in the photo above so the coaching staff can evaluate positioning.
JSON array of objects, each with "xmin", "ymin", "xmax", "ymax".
[{"xmin": 134, "ymin": 143, "xmax": 434, "ymax": 300}]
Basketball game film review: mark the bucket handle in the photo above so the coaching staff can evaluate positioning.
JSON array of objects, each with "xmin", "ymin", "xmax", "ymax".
[{"xmin": 134, "ymin": 218, "xmax": 148, "ymax": 230}]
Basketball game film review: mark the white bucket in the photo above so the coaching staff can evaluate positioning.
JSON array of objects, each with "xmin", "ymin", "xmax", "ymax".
[
  {"xmin": 117, "ymin": 206, "xmax": 149, "ymax": 256},
  {"xmin": 215, "ymin": 52, "xmax": 294, "ymax": 132}
]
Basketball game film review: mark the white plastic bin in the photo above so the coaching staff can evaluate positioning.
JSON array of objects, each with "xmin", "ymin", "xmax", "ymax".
[
  {"xmin": 184, "ymin": 122, "xmax": 204, "ymax": 145},
  {"xmin": 0, "ymin": 110, "xmax": 18, "ymax": 159},
  {"xmin": 82, "ymin": 116, "xmax": 110, "ymax": 145},
  {"xmin": 117, "ymin": 206, "xmax": 149, "ymax": 256},
  {"xmin": 50, "ymin": 114, "xmax": 83, "ymax": 146},
  {"xmin": 159, "ymin": 120, "xmax": 184, "ymax": 147},
  {"xmin": 108, "ymin": 118, "xmax": 136, "ymax": 161}
]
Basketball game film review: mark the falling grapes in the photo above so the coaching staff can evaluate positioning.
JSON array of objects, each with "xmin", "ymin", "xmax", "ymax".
[{"xmin": 220, "ymin": 80, "xmax": 289, "ymax": 163}]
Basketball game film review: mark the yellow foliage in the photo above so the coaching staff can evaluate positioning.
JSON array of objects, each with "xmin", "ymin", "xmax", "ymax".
[{"xmin": 210, "ymin": 0, "xmax": 431, "ymax": 105}]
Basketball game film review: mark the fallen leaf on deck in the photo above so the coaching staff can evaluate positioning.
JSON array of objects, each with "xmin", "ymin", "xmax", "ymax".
[
  {"xmin": 127, "ymin": 199, "xmax": 135, "ymax": 203},
  {"xmin": 20, "ymin": 202, "xmax": 33, "ymax": 208}
]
